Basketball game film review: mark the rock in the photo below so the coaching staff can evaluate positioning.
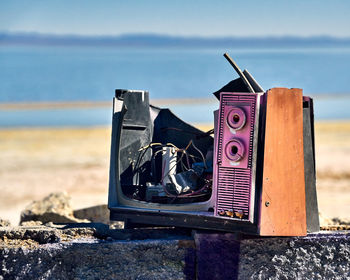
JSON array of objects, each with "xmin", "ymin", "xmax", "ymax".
[
  {"xmin": 20, "ymin": 192, "xmax": 89, "ymax": 224},
  {"xmin": 20, "ymin": 221, "xmax": 43, "ymax": 227},
  {"xmin": 73, "ymin": 204, "xmax": 124, "ymax": 228},
  {"xmin": 0, "ymin": 226, "xmax": 61, "ymax": 248},
  {"xmin": 109, "ymin": 221, "xmax": 124, "ymax": 229},
  {"xmin": 61, "ymin": 227, "xmax": 96, "ymax": 240},
  {"xmin": 331, "ymin": 217, "xmax": 350, "ymax": 225},
  {"xmin": 319, "ymin": 212, "xmax": 333, "ymax": 226},
  {"xmin": 0, "ymin": 224, "xmax": 107, "ymax": 249},
  {"xmin": 0, "ymin": 218, "xmax": 11, "ymax": 227},
  {"xmin": 73, "ymin": 204, "xmax": 109, "ymax": 224},
  {"xmin": 319, "ymin": 212, "xmax": 350, "ymax": 230}
]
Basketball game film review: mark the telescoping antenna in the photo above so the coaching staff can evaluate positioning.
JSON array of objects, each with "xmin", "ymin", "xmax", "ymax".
[{"xmin": 223, "ymin": 53, "xmax": 255, "ymax": 93}]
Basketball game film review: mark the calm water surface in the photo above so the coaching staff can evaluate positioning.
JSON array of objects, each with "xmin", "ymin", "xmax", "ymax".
[{"xmin": 0, "ymin": 46, "xmax": 349, "ymax": 126}]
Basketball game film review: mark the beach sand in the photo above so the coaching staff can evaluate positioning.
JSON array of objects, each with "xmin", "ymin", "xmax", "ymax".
[{"xmin": 0, "ymin": 121, "xmax": 349, "ymax": 225}]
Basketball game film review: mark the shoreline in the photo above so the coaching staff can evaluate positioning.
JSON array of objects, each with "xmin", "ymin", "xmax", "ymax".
[
  {"xmin": 1, "ymin": 94, "xmax": 350, "ymax": 111},
  {"xmin": 0, "ymin": 97, "xmax": 349, "ymax": 128},
  {"xmin": 0, "ymin": 97, "xmax": 217, "ymax": 111},
  {"xmin": 0, "ymin": 119, "xmax": 350, "ymax": 131}
]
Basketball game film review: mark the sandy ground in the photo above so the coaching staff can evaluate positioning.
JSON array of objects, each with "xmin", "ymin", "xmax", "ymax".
[
  {"xmin": 0, "ymin": 121, "xmax": 349, "ymax": 225},
  {"xmin": 312, "ymin": 121, "xmax": 350, "ymax": 222},
  {"xmin": 0, "ymin": 127, "xmax": 111, "ymax": 225}
]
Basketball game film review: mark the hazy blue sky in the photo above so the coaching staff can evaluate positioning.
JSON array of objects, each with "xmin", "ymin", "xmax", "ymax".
[{"xmin": 1, "ymin": 0, "xmax": 350, "ymax": 37}]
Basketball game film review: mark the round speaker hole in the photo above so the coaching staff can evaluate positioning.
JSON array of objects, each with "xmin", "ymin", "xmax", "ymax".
[
  {"xmin": 231, "ymin": 145, "xmax": 238, "ymax": 155},
  {"xmin": 233, "ymin": 114, "xmax": 240, "ymax": 123},
  {"xmin": 227, "ymin": 108, "xmax": 246, "ymax": 130}
]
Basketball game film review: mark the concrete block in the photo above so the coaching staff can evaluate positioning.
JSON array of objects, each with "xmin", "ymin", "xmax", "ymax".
[{"xmin": 1, "ymin": 225, "xmax": 350, "ymax": 279}]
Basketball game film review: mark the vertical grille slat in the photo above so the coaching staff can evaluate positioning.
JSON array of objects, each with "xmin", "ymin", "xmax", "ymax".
[{"xmin": 216, "ymin": 167, "xmax": 251, "ymax": 218}]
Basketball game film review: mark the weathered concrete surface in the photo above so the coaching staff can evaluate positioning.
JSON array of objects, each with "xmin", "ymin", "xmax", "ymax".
[
  {"xmin": 0, "ymin": 224, "xmax": 194, "ymax": 280},
  {"xmin": 0, "ymin": 239, "xmax": 190, "ymax": 280},
  {"xmin": 195, "ymin": 231, "xmax": 350, "ymax": 279},
  {"xmin": 239, "ymin": 233, "xmax": 350, "ymax": 279},
  {"xmin": 1, "ymin": 225, "xmax": 350, "ymax": 280}
]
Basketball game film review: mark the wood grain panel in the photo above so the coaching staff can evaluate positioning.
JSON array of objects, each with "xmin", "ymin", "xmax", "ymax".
[{"xmin": 259, "ymin": 88, "xmax": 306, "ymax": 236}]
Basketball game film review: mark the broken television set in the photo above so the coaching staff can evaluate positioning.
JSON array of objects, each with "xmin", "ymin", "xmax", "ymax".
[{"xmin": 108, "ymin": 55, "xmax": 319, "ymax": 235}]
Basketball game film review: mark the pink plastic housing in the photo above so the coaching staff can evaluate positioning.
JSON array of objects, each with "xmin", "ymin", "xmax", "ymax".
[{"xmin": 213, "ymin": 92, "xmax": 258, "ymax": 221}]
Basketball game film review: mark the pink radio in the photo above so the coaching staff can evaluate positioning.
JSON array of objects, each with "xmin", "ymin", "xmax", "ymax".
[{"xmin": 213, "ymin": 92, "xmax": 261, "ymax": 223}]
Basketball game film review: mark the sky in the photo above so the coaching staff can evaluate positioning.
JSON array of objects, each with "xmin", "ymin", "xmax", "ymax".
[{"xmin": 0, "ymin": 0, "xmax": 350, "ymax": 37}]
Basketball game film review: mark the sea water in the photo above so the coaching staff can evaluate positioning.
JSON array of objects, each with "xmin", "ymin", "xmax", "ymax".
[{"xmin": 0, "ymin": 46, "xmax": 350, "ymax": 127}]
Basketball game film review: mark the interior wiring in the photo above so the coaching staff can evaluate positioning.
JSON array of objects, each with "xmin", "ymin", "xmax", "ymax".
[
  {"xmin": 190, "ymin": 141, "xmax": 207, "ymax": 169},
  {"xmin": 133, "ymin": 139, "xmax": 211, "ymax": 201}
]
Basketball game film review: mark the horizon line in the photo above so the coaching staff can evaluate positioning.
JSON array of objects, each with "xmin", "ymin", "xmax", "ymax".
[{"xmin": 1, "ymin": 31, "xmax": 350, "ymax": 40}]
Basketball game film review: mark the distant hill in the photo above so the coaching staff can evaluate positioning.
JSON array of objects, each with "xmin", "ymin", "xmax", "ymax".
[{"xmin": 1, "ymin": 32, "xmax": 350, "ymax": 48}]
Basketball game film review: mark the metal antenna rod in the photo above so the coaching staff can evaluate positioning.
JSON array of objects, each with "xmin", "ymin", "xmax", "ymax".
[{"xmin": 223, "ymin": 53, "xmax": 255, "ymax": 93}]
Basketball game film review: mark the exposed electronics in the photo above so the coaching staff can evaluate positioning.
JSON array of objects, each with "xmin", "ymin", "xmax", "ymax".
[{"xmin": 108, "ymin": 55, "xmax": 319, "ymax": 236}]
